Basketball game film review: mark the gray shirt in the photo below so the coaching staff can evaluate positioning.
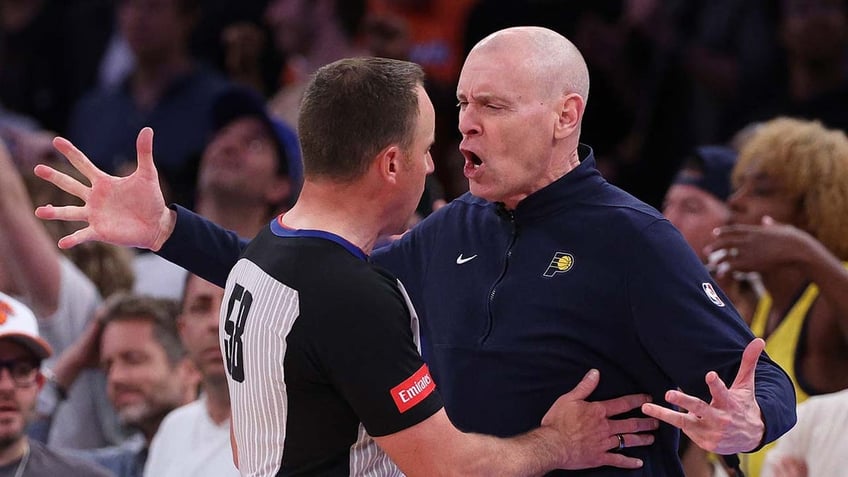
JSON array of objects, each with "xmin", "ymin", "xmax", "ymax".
[{"xmin": 0, "ymin": 440, "xmax": 113, "ymax": 477}]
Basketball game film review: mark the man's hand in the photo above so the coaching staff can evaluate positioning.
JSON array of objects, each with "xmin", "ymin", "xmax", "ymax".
[
  {"xmin": 34, "ymin": 127, "xmax": 175, "ymax": 251},
  {"xmin": 541, "ymin": 369, "xmax": 658, "ymax": 469},
  {"xmin": 641, "ymin": 338, "xmax": 766, "ymax": 454}
]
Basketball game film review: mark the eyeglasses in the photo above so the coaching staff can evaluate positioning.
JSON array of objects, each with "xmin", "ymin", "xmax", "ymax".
[{"xmin": 0, "ymin": 359, "xmax": 40, "ymax": 387}]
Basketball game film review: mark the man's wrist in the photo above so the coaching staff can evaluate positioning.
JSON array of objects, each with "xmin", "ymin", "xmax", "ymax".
[
  {"xmin": 151, "ymin": 207, "xmax": 177, "ymax": 251},
  {"xmin": 41, "ymin": 368, "xmax": 69, "ymax": 400}
]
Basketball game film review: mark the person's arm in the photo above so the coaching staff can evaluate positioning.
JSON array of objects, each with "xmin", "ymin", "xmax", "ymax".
[
  {"xmin": 376, "ymin": 369, "xmax": 656, "ymax": 476},
  {"xmin": 0, "ymin": 138, "xmax": 62, "ymax": 317},
  {"xmin": 641, "ymin": 338, "xmax": 768, "ymax": 454},
  {"xmin": 630, "ymin": 220, "xmax": 796, "ymax": 453},
  {"xmin": 33, "ymin": 128, "xmax": 246, "ymax": 287},
  {"xmin": 709, "ymin": 216, "xmax": 848, "ymax": 343}
]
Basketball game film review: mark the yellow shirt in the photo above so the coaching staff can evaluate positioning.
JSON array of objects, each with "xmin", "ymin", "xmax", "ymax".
[{"xmin": 741, "ymin": 284, "xmax": 819, "ymax": 476}]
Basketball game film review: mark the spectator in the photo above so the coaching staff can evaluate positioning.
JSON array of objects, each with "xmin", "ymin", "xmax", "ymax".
[
  {"xmin": 761, "ymin": 389, "xmax": 848, "ymax": 477},
  {"xmin": 0, "ymin": 138, "xmax": 121, "ymax": 450},
  {"xmin": 708, "ymin": 116, "xmax": 848, "ymax": 476},
  {"xmin": 66, "ymin": 0, "xmax": 229, "ymax": 207},
  {"xmin": 662, "ymin": 145, "xmax": 761, "ymax": 323},
  {"xmin": 132, "ymin": 85, "xmax": 301, "ymax": 300},
  {"xmin": 142, "ymin": 275, "xmax": 237, "ymax": 476},
  {"xmin": 264, "ymin": 0, "xmax": 369, "ymax": 128},
  {"xmin": 0, "ymin": 291, "xmax": 113, "ymax": 477},
  {"xmin": 47, "ymin": 293, "xmax": 196, "ymax": 477}
]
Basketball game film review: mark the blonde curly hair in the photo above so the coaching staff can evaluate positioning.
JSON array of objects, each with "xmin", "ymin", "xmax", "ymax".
[{"xmin": 733, "ymin": 117, "xmax": 848, "ymax": 260}]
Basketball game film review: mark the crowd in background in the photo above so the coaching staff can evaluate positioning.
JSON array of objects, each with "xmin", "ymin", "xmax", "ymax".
[{"xmin": 1, "ymin": 0, "xmax": 848, "ymax": 476}]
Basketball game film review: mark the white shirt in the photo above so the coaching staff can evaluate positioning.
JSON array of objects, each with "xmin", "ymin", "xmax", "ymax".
[
  {"xmin": 143, "ymin": 396, "xmax": 239, "ymax": 477},
  {"xmin": 762, "ymin": 389, "xmax": 848, "ymax": 477}
]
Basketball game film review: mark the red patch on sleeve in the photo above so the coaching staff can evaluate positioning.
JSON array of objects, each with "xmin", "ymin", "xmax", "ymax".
[{"xmin": 390, "ymin": 364, "xmax": 436, "ymax": 413}]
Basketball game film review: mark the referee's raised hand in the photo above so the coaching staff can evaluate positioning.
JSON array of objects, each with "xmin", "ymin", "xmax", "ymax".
[{"xmin": 34, "ymin": 127, "xmax": 176, "ymax": 251}]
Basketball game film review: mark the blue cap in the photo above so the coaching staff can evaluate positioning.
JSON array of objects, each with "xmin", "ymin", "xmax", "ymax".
[
  {"xmin": 211, "ymin": 87, "xmax": 303, "ymax": 200},
  {"xmin": 672, "ymin": 145, "xmax": 737, "ymax": 201}
]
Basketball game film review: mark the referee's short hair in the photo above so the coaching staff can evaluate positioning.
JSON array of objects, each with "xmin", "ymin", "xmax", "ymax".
[{"xmin": 298, "ymin": 57, "xmax": 425, "ymax": 182}]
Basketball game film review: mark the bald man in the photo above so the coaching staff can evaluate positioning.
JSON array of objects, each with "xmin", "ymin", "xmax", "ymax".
[
  {"xmin": 371, "ymin": 26, "xmax": 795, "ymax": 476},
  {"xmin": 35, "ymin": 27, "xmax": 796, "ymax": 476}
]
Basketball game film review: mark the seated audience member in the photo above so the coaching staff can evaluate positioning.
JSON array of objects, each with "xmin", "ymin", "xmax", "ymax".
[
  {"xmin": 761, "ymin": 389, "xmax": 848, "ymax": 477},
  {"xmin": 0, "ymin": 291, "xmax": 113, "ymax": 477},
  {"xmin": 708, "ymin": 117, "xmax": 848, "ymax": 476},
  {"xmin": 142, "ymin": 274, "xmax": 238, "ymax": 477},
  {"xmin": 663, "ymin": 145, "xmax": 760, "ymax": 322},
  {"xmin": 264, "ymin": 0, "xmax": 369, "ymax": 129},
  {"xmin": 48, "ymin": 293, "xmax": 196, "ymax": 477},
  {"xmin": 132, "ymin": 85, "xmax": 301, "ymax": 300},
  {"xmin": 66, "ymin": 0, "xmax": 229, "ymax": 204}
]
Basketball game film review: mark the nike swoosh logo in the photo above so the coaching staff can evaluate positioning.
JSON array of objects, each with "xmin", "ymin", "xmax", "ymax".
[{"xmin": 456, "ymin": 254, "xmax": 478, "ymax": 265}]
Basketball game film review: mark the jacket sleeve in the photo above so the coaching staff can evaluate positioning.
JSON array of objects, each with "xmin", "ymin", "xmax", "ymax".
[
  {"xmin": 155, "ymin": 205, "xmax": 248, "ymax": 288},
  {"xmin": 627, "ymin": 219, "xmax": 796, "ymax": 446}
]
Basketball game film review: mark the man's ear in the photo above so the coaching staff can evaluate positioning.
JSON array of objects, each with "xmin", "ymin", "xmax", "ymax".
[
  {"xmin": 35, "ymin": 371, "xmax": 46, "ymax": 390},
  {"xmin": 375, "ymin": 144, "xmax": 403, "ymax": 185},
  {"xmin": 554, "ymin": 93, "xmax": 585, "ymax": 140}
]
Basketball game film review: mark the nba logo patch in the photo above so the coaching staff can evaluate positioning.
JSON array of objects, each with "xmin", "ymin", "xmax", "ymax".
[{"xmin": 702, "ymin": 283, "xmax": 725, "ymax": 307}]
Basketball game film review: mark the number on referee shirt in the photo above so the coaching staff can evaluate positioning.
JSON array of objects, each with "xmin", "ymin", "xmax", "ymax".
[{"xmin": 224, "ymin": 283, "xmax": 252, "ymax": 383}]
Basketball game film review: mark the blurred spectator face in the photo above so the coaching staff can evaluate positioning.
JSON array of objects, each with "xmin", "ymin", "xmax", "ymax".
[
  {"xmin": 727, "ymin": 166, "xmax": 803, "ymax": 227},
  {"xmin": 0, "ymin": 341, "xmax": 42, "ymax": 447},
  {"xmin": 100, "ymin": 318, "xmax": 188, "ymax": 428},
  {"xmin": 264, "ymin": 0, "xmax": 318, "ymax": 56},
  {"xmin": 118, "ymin": 0, "xmax": 195, "ymax": 61},
  {"xmin": 663, "ymin": 184, "xmax": 729, "ymax": 262},
  {"xmin": 782, "ymin": 0, "xmax": 848, "ymax": 63},
  {"xmin": 198, "ymin": 117, "xmax": 289, "ymax": 207},
  {"xmin": 178, "ymin": 276, "xmax": 226, "ymax": 382}
]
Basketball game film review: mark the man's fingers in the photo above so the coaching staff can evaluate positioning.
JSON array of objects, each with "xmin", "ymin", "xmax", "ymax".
[
  {"xmin": 664, "ymin": 390, "xmax": 711, "ymax": 417},
  {"xmin": 598, "ymin": 453, "xmax": 644, "ymax": 469},
  {"xmin": 732, "ymin": 338, "xmax": 765, "ymax": 388},
  {"xmin": 705, "ymin": 371, "xmax": 731, "ymax": 408},
  {"xmin": 641, "ymin": 402, "xmax": 692, "ymax": 430},
  {"xmin": 562, "ymin": 369, "xmax": 600, "ymax": 401},
  {"xmin": 614, "ymin": 432, "xmax": 655, "ymax": 449},
  {"xmin": 599, "ymin": 393, "xmax": 653, "ymax": 416},
  {"xmin": 52, "ymin": 136, "xmax": 105, "ymax": 181},
  {"xmin": 609, "ymin": 417, "xmax": 659, "ymax": 435},
  {"xmin": 35, "ymin": 204, "xmax": 87, "ymax": 222},
  {"xmin": 135, "ymin": 127, "xmax": 157, "ymax": 175},
  {"xmin": 32, "ymin": 164, "xmax": 90, "ymax": 200},
  {"xmin": 58, "ymin": 227, "xmax": 97, "ymax": 249}
]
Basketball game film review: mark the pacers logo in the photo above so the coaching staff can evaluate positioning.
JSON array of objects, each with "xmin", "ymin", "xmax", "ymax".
[{"xmin": 543, "ymin": 252, "xmax": 574, "ymax": 278}]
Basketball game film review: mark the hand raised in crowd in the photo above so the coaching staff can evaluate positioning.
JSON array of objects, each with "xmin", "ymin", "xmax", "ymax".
[
  {"xmin": 641, "ymin": 338, "xmax": 766, "ymax": 454},
  {"xmin": 34, "ymin": 127, "xmax": 174, "ymax": 251},
  {"xmin": 542, "ymin": 369, "xmax": 658, "ymax": 469},
  {"xmin": 706, "ymin": 216, "xmax": 822, "ymax": 277}
]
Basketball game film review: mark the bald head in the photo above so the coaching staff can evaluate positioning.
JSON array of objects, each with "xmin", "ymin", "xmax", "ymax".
[{"xmin": 470, "ymin": 26, "xmax": 590, "ymax": 102}]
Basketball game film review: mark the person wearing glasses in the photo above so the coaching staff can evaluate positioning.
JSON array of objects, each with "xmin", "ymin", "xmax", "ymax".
[{"xmin": 0, "ymin": 291, "xmax": 112, "ymax": 477}]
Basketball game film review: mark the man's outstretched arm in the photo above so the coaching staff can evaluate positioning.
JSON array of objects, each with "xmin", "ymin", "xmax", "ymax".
[{"xmin": 34, "ymin": 128, "xmax": 245, "ymax": 287}]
